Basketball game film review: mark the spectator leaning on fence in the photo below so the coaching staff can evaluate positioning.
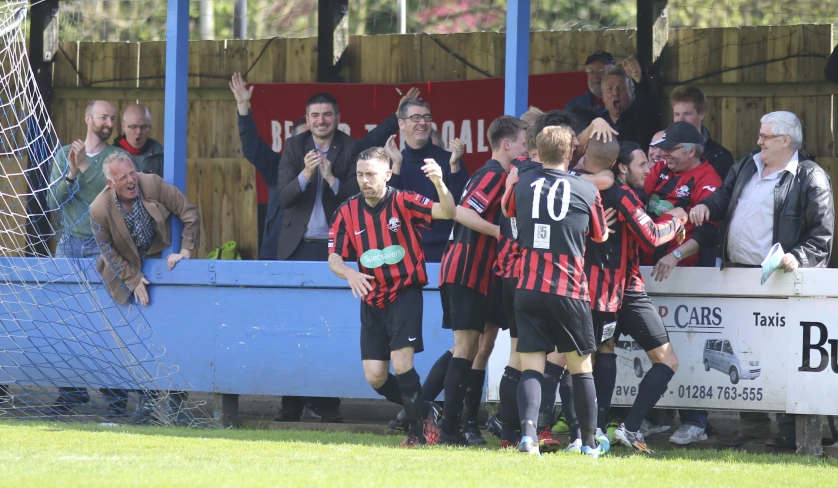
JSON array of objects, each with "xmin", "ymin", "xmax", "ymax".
[
  {"xmin": 690, "ymin": 110, "xmax": 835, "ymax": 451},
  {"xmin": 565, "ymin": 51, "xmax": 616, "ymax": 110},
  {"xmin": 48, "ymin": 100, "xmax": 129, "ymax": 258},
  {"xmin": 383, "ymin": 99, "xmax": 469, "ymax": 262},
  {"xmin": 114, "ymin": 104, "xmax": 164, "ymax": 177}
]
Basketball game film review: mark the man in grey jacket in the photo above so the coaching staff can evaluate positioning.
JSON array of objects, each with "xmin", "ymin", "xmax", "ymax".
[{"xmin": 114, "ymin": 104, "xmax": 164, "ymax": 177}]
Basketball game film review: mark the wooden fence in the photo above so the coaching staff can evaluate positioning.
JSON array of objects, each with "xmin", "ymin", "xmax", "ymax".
[{"xmin": 45, "ymin": 25, "xmax": 837, "ymax": 260}]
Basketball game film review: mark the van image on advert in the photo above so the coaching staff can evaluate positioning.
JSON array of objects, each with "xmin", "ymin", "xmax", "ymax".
[
  {"xmin": 615, "ymin": 339, "xmax": 653, "ymax": 378},
  {"xmin": 703, "ymin": 339, "xmax": 761, "ymax": 384}
]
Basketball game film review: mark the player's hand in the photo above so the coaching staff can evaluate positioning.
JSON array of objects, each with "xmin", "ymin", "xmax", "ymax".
[
  {"xmin": 506, "ymin": 166, "xmax": 519, "ymax": 191},
  {"xmin": 302, "ymin": 150, "xmax": 321, "ymax": 181},
  {"xmin": 621, "ymin": 57, "xmax": 643, "ymax": 83},
  {"xmin": 590, "ymin": 118, "xmax": 619, "ymax": 142},
  {"xmin": 449, "ymin": 138, "xmax": 465, "ymax": 171},
  {"xmin": 229, "ymin": 72, "xmax": 254, "ymax": 115},
  {"xmin": 384, "ymin": 135, "xmax": 402, "ymax": 166},
  {"xmin": 346, "ymin": 269, "xmax": 375, "ymax": 298},
  {"xmin": 675, "ymin": 225, "xmax": 687, "ymax": 245},
  {"xmin": 396, "ymin": 87, "xmax": 420, "ymax": 115},
  {"xmin": 320, "ymin": 156, "xmax": 335, "ymax": 185},
  {"xmin": 603, "ymin": 207, "xmax": 618, "ymax": 234},
  {"xmin": 651, "ymin": 253, "xmax": 678, "ymax": 282},
  {"xmin": 689, "ymin": 204, "xmax": 710, "ymax": 226},
  {"xmin": 667, "ymin": 207, "xmax": 688, "ymax": 225},
  {"xmin": 780, "ymin": 253, "xmax": 799, "ymax": 273},
  {"xmin": 133, "ymin": 278, "xmax": 150, "ymax": 306},
  {"xmin": 422, "ymin": 158, "xmax": 443, "ymax": 185}
]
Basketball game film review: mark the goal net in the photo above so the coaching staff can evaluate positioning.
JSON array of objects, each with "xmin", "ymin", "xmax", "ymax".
[{"xmin": 0, "ymin": 1, "xmax": 204, "ymax": 426}]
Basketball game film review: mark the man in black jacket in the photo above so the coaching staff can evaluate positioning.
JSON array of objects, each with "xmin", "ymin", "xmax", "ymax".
[
  {"xmin": 229, "ymin": 73, "xmax": 412, "ymax": 260},
  {"xmin": 599, "ymin": 60, "xmax": 661, "ymax": 149},
  {"xmin": 691, "ymin": 110, "xmax": 834, "ymax": 450},
  {"xmin": 669, "ymin": 85, "xmax": 734, "ymax": 181}
]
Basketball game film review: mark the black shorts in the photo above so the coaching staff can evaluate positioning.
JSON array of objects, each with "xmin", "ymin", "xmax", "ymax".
[
  {"xmin": 592, "ymin": 310, "xmax": 618, "ymax": 346},
  {"xmin": 360, "ymin": 286, "xmax": 424, "ymax": 361},
  {"xmin": 616, "ymin": 291, "xmax": 669, "ymax": 351},
  {"xmin": 514, "ymin": 289, "xmax": 596, "ymax": 355},
  {"xmin": 502, "ymin": 277, "xmax": 518, "ymax": 338},
  {"xmin": 486, "ymin": 278, "xmax": 507, "ymax": 330},
  {"xmin": 440, "ymin": 283, "xmax": 487, "ymax": 332}
]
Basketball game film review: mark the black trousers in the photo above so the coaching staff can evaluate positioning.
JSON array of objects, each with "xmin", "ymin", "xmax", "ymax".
[{"xmin": 282, "ymin": 238, "xmax": 340, "ymax": 414}]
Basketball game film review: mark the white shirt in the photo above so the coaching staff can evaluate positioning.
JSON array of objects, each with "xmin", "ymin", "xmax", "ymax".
[{"xmin": 726, "ymin": 152, "xmax": 799, "ymax": 265}]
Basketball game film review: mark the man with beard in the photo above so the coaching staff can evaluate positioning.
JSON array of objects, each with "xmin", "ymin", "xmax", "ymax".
[
  {"xmin": 49, "ymin": 100, "xmax": 128, "ymax": 258},
  {"xmin": 328, "ymin": 148, "xmax": 455, "ymax": 447},
  {"xmin": 114, "ymin": 104, "xmax": 163, "ymax": 177},
  {"xmin": 566, "ymin": 52, "xmax": 616, "ymax": 110},
  {"xmin": 600, "ymin": 62, "xmax": 660, "ymax": 149},
  {"xmin": 46, "ymin": 100, "xmax": 130, "ymax": 414}
]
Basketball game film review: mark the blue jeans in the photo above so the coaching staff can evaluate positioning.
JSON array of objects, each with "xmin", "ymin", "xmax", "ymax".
[
  {"xmin": 679, "ymin": 409, "xmax": 708, "ymax": 428},
  {"xmin": 55, "ymin": 234, "xmax": 99, "ymax": 258}
]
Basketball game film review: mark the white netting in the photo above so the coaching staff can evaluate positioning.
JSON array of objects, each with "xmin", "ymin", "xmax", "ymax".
[{"xmin": 0, "ymin": 2, "xmax": 206, "ymax": 426}]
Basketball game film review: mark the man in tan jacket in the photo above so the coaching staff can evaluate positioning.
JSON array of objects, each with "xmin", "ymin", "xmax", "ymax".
[
  {"xmin": 89, "ymin": 151, "xmax": 200, "ymax": 424},
  {"xmin": 91, "ymin": 152, "xmax": 200, "ymax": 305}
]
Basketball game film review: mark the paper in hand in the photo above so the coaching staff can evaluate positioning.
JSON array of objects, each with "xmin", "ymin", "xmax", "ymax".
[{"xmin": 760, "ymin": 243, "xmax": 785, "ymax": 285}]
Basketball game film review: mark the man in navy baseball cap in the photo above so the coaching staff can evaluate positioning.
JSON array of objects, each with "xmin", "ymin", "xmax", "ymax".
[{"xmin": 650, "ymin": 121, "xmax": 705, "ymax": 150}]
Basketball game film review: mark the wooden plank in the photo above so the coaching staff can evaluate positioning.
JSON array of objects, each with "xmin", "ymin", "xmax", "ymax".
[
  {"xmin": 185, "ymin": 158, "xmax": 257, "ymax": 260},
  {"xmin": 662, "ymin": 82, "xmax": 838, "ymax": 98},
  {"xmin": 137, "ymin": 41, "xmax": 166, "ymax": 89},
  {"xmin": 739, "ymin": 26, "xmax": 767, "ymax": 84},
  {"xmin": 284, "ymin": 37, "xmax": 317, "ymax": 83},
  {"xmin": 53, "ymin": 41, "xmax": 79, "ymax": 87}
]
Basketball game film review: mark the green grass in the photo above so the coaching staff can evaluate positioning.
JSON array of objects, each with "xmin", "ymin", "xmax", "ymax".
[{"xmin": 0, "ymin": 422, "xmax": 836, "ymax": 487}]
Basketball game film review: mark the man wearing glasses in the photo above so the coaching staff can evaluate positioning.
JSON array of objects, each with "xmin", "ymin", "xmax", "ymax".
[
  {"xmin": 386, "ymin": 100, "xmax": 469, "ymax": 262},
  {"xmin": 565, "ymin": 51, "xmax": 615, "ymax": 110},
  {"xmin": 691, "ymin": 111, "xmax": 834, "ymax": 450},
  {"xmin": 114, "ymin": 104, "xmax": 163, "ymax": 177},
  {"xmin": 640, "ymin": 121, "xmax": 723, "ymax": 446}
]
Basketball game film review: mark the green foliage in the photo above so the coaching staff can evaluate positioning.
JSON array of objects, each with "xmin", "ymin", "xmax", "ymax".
[{"xmin": 55, "ymin": 0, "xmax": 837, "ymax": 42}]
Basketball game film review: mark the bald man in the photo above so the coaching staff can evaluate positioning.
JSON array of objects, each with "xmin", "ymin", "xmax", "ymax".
[
  {"xmin": 114, "ymin": 104, "xmax": 164, "ymax": 177},
  {"xmin": 46, "ymin": 100, "xmax": 131, "ymax": 415}
]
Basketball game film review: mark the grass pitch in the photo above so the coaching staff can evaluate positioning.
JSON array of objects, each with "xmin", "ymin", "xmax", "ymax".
[{"xmin": 0, "ymin": 422, "xmax": 836, "ymax": 487}]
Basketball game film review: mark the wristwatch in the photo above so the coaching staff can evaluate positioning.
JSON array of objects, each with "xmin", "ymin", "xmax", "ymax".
[{"xmin": 673, "ymin": 249, "xmax": 683, "ymax": 261}]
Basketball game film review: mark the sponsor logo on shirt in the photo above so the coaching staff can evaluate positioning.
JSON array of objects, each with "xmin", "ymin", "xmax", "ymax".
[{"xmin": 360, "ymin": 245, "xmax": 406, "ymax": 269}]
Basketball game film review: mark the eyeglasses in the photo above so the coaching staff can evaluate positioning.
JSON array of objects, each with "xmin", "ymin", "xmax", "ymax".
[
  {"xmin": 585, "ymin": 68, "xmax": 607, "ymax": 75},
  {"xmin": 667, "ymin": 145, "xmax": 684, "ymax": 152},
  {"xmin": 401, "ymin": 114, "xmax": 433, "ymax": 123},
  {"xmin": 126, "ymin": 124, "xmax": 151, "ymax": 131},
  {"xmin": 757, "ymin": 133, "xmax": 784, "ymax": 142}
]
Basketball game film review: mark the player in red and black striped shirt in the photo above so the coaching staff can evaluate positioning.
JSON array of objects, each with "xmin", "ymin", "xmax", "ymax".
[
  {"xmin": 607, "ymin": 141, "xmax": 686, "ymax": 453},
  {"xmin": 328, "ymin": 147, "xmax": 456, "ymax": 447},
  {"xmin": 433, "ymin": 116, "xmax": 528, "ymax": 445},
  {"xmin": 503, "ymin": 126, "xmax": 609, "ymax": 456}
]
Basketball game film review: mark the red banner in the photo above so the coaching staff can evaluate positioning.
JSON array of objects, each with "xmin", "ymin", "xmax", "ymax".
[{"xmin": 249, "ymin": 72, "xmax": 588, "ymax": 204}]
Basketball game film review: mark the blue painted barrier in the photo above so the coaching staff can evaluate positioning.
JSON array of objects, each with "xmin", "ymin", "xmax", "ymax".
[{"xmin": 0, "ymin": 258, "xmax": 452, "ymax": 399}]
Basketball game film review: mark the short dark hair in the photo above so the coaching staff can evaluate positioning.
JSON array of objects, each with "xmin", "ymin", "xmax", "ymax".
[
  {"xmin": 585, "ymin": 138, "xmax": 620, "ymax": 171},
  {"xmin": 487, "ymin": 116, "xmax": 528, "ymax": 151},
  {"xmin": 356, "ymin": 146, "xmax": 390, "ymax": 166},
  {"xmin": 306, "ymin": 93, "xmax": 339, "ymax": 114},
  {"xmin": 527, "ymin": 110, "xmax": 575, "ymax": 150},
  {"xmin": 616, "ymin": 141, "xmax": 643, "ymax": 173},
  {"xmin": 670, "ymin": 85, "xmax": 707, "ymax": 115},
  {"xmin": 567, "ymin": 106, "xmax": 599, "ymax": 135},
  {"xmin": 291, "ymin": 117, "xmax": 307, "ymax": 135},
  {"xmin": 398, "ymin": 99, "xmax": 431, "ymax": 119}
]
